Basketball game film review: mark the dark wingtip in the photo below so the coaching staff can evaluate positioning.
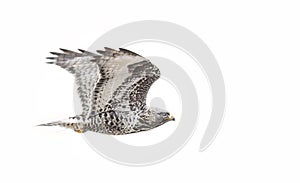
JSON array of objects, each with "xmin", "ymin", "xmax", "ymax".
[
  {"xmin": 59, "ymin": 48, "xmax": 81, "ymax": 56},
  {"xmin": 119, "ymin": 48, "xmax": 141, "ymax": 56},
  {"xmin": 59, "ymin": 48, "xmax": 68, "ymax": 52},
  {"xmin": 46, "ymin": 56, "xmax": 56, "ymax": 59},
  {"xmin": 78, "ymin": 49, "xmax": 85, "ymax": 53},
  {"xmin": 50, "ymin": 52, "xmax": 62, "ymax": 56}
]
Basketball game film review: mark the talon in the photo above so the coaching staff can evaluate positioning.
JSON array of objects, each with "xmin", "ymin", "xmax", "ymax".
[{"xmin": 74, "ymin": 129, "xmax": 84, "ymax": 133}]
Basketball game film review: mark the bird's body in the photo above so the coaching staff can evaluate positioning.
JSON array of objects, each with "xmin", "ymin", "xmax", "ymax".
[{"xmin": 39, "ymin": 47, "xmax": 175, "ymax": 134}]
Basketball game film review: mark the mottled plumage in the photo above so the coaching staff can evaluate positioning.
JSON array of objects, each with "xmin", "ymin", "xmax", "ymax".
[{"xmin": 39, "ymin": 47, "xmax": 175, "ymax": 134}]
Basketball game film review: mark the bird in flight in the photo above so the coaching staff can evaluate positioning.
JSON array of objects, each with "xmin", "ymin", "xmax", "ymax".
[{"xmin": 38, "ymin": 47, "xmax": 175, "ymax": 135}]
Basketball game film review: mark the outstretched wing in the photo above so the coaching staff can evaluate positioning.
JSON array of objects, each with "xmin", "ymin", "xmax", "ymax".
[
  {"xmin": 46, "ymin": 47, "xmax": 160, "ymax": 118},
  {"xmin": 89, "ymin": 48, "xmax": 160, "ymax": 115},
  {"xmin": 46, "ymin": 49, "xmax": 103, "ymax": 117}
]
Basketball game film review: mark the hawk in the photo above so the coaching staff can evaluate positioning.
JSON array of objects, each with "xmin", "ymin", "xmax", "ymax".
[{"xmin": 38, "ymin": 47, "xmax": 175, "ymax": 134}]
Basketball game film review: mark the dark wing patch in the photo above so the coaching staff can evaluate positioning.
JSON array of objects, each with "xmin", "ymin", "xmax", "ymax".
[{"xmin": 106, "ymin": 60, "xmax": 160, "ymax": 112}]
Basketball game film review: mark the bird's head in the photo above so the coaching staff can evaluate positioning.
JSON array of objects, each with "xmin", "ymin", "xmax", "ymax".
[{"xmin": 148, "ymin": 107, "xmax": 175, "ymax": 128}]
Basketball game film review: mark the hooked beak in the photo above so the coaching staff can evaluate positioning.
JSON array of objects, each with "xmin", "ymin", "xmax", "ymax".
[{"xmin": 168, "ymin": 116, "xmax": 175, "ymax": 121}]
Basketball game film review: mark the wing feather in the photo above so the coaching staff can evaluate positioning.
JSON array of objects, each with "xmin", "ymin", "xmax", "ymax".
[
  {"xmin": 89, "ymin": 48, "xmax": 160, "ymax": 115},
  {"xmin": 46, "ymin": 47, "xmax": 160, "ymax": 118},
  {"xmin": 46, "ymin": 49, "xmax": 103, "ymax": 117}
]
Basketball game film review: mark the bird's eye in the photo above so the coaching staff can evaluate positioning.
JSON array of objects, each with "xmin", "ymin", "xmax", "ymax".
[{"xmin": 166, "ymin": 112, "xmax": 170, "ymax": 116}]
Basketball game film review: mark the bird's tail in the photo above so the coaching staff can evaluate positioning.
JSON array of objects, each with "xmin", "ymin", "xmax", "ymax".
[{"xmin": 37, "ymin": 121, "xmax": 86, "ymax": 133}]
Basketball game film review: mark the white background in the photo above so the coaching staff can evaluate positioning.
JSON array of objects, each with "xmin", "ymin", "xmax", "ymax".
[{"xmin": 0, "ymin": 0, "xmax": 299, "ymax": 182}]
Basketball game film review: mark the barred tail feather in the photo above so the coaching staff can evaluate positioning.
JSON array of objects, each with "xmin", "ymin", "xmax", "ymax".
[
  {"xmin": 37, "ymin": 121, "xmax": 69, "ymax": 127},
  {"xmin": 37, "ymin": 121, "xmax": 85, "ymax": 133}
]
